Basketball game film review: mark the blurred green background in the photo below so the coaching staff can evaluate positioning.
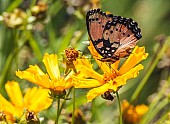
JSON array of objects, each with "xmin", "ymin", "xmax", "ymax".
[{"xmin": 0, "ymin": 0, "xmax": 170, "ymax": 123}]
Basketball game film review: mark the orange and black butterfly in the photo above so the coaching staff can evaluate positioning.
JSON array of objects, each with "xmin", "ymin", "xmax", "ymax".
[{"xmin": 86, "ymin": 9, "xmax": 142, "ymax": 63}]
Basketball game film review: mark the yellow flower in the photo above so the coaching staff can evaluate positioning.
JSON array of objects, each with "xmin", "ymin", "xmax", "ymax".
[
  {"xmin": 16, "ymin": 53, "xmax": 73, "ymax": 94},
  {"xmin": 0, "ymin": 81, "xmax": 52, "ymax": 123},
  {"xmin": 122, "ymin": 100, "xmax": 148, "ymax": 124},
  {"xmin": 0, "ymin": 94, "xmax": 16, "ymax": 123},
  {"xmin": 73, "ymin": 42, "xmax": 148, "ymax": 102}
]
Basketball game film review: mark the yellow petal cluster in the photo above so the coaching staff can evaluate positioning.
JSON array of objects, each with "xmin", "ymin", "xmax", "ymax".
[
  {"xmin": 16, "ymin": 53, "xmax": 73, "ymax": 92},
  {"xmin": 0, "ymin": 81, "xmax": 52, "ymax": 123},
  {"xmin": 73, "ymin": 42, "xmax": 148, "ymax": 102}
]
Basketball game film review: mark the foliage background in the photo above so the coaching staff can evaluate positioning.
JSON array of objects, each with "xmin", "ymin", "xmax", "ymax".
[{"xmin": 0, "ymin": 0, "xmax": 170, "ymax": 123}]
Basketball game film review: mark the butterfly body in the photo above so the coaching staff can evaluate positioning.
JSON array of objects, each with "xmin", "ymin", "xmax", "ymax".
[{"xmin": 86, "ymin": 9, "xmax": 142, "ymax": 63}]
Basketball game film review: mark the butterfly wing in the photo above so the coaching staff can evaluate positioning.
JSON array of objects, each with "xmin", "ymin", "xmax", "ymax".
[
  {"xmin": 86, "ymin": 9, "xmax": 142, "ymax": 62},
  {"xmin": 102, "ymin": 16, "xmax": 142, "ymax": 58},
  {"xmin": 86, "ymin": 9, "xmax": 114, "ymax": 58},
  {"xmin": 112, "ymin": 18, "xmax": 142, "ymax": 58}
]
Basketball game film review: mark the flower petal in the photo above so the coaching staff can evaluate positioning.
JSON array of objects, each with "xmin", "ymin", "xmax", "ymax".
[
  {"xmin": 24, "ymin": 87, "xmax": 52, "ymax": 112},
  {"xmin": 88, "ymin": 41, "xmax": 102, "ymax": 59},
  {"xmin": 86, "ymin": 83, "xmax": 110, "ymax": 102},
  {"xmin": 112, "ymin": 64, "xmax": 144, "ymax": 90},
  {"xmin": 53, "ymin": 78, "xmax": 73, "ymax": 91},
  {"xmin": 42, "ymin": 53, "xmax": 60, "ymax": 80},
  {"xmin": 74, "ymin": 57, "xmax": 103, "ymax": 81},
  {"xmin": 108, "ymin": 80, "xmax": 119, "ymax": 91},
  {"xmin": 16, "ymin": 65, "xmax": 51, "ymax": 88},
  {"xmin": 74, "ymin": 56, "xmax": 93, "ymax": 69},
  {"xmin": 74, "ymin": 78, "xmax": 103, "ymax": 88},
  {"xmin": 24, "ymin": 87, "xmax": 38, "ymax": 106},
  {"xmin": 111, "ymin": 60, "xmax": 120, "ymax": 70},
  {"xmin": 119, "ymin": 46, "xmax": 148, "ymax": 75},
  {"xmin": 0, "ymin": 94, "xmax": 20, "ymax": 117},
  {"xmin": 75, "ymin": 65, "xmax": 103, "ymax": 81},
  {"xmin": 5, "ymin": 81, "xmax": 23, "ymax": 108}
]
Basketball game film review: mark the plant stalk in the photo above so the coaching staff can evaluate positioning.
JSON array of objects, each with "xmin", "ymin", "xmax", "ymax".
[{"xmin": 116, "ymin": 92, "xmax": 122, "ymax": 124}]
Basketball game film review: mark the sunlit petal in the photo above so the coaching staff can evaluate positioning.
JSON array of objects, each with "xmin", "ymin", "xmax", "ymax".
[
  {"xmin": 86, "ymin": 83, "xmax": 110, "ymax": 102},
  {"xmin": 52, "ymin": 78, "xmax": 72, "ymax": 91},
  {"xmin": 74, "ymin": 78, "xmax": 103, "ymax": 88},
  {"xmin": 24, "ymin": 87, "xmax": 38, "ymax": 106},
  {"xmin": 88, "ymin": 41, "xmax": 102, "ymax": 59},
  {"xmin": 16, "ymin": 65, "xmax": 51, "ymax": 88},
  {"xmin": 17, "ymin": 53, "xmax": 75, "ymax": 94},
  {"xmin": 113, "ymin": 64, "xmax": 144, "ymax": 89},
  {"xmin": 76, "ymin": 42, "xmax": 148, "ymax": 101},
  {"xmin": 95, "ymin": 59, "xmax": 120, "ymax": 73},
  {"xmin": 119, "ymin": 46, "xmax": 148, "ymax": 75},
  {"xmin": 111, "ymin": 60, "xmax": 120, "ymax": 70},
  {"xmin": 5, "ymin": 81, "xmax": 23, "ymax": 108},
  {"xmin": 108, "ymin": 80, "xmax": 119, "ymax": 91},
  {"xmin": 15, "ymin": 65, "xmax": 43, "ymax": 84},
  {"xmin": 75, "ymin": 64, "xmax": 103, "ymax": 81},
  {"xmin": 74, "ymin": 56, "xmax": 93, "ymax": 69},
  {"xmin": 0, "ymin": 94, "xmax": 20, "ymax": 117},
  {"xmin": 43, "ymin": 53, "xmax": 60, "ymax": 80},
  {"xmin": 25, "ymin": 87, "xmax": 52, "ymax": 112}
]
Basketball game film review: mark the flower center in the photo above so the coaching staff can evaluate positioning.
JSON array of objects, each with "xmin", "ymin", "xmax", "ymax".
[{"xmin": 103, "ymin": 70, "xmax": 116, "ymax": 83}]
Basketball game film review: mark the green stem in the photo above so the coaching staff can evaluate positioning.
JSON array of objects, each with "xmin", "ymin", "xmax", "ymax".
[
  {"xmin": 72, "ymin": 87, "xmax": 75, "ymax": 124},
  {"xmin": 55, "ymin": 88, "xmax": 73, "ymax": 124},
  {"xmin": 54, "ymin": 88, "xmax": 73, "ymax": 124},
  {"xmin": 116, "ymin": 92, "xmax": 122, "ymax": 124},
  {"xmin": 58, "ymin": 88, "xmax": 72, "ymax": 115},
  {"xmin": 55, "ymin": 98, "xmax": 60, "ymax": 124},
  {"xmin": 131, "ymin": 36, "xmax": 170, "ymax": 102}
]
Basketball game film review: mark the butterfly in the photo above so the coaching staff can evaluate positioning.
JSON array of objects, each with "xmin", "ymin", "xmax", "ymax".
[{"xmin": 86, "ymin": 8, "xmax": 142, "ymax": 63}]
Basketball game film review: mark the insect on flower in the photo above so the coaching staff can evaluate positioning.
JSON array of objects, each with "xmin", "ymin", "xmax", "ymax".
[{"xmin": 86, "ymin": 8, "xmax": 142, "ymax": 63}]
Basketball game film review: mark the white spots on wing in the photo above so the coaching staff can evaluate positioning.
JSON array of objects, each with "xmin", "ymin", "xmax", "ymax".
[
  {"xmin": 108, "ymin": 54, "xmax": 111, "ymax": 56},
  {"xmin": 106, "ymin": 47, "xmax": 110, "ymax": 50},
  {"xmin": 111, "ymin": 43, "xmax": 119, "ymax": 48},
  {"xmin": 111, "ymin": 49, "xmax": 115, "ymax": 52}
]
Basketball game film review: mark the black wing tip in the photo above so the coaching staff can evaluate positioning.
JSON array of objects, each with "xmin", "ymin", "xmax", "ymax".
[
  {"xmin": 127, "ymin": 18, "xmax": 142, "ymax": 39},
  {"xmin": 87, "ymin": 8, "xmax": 112, "ymax": 17},
  {"xmin": 87, "ymin": 8, "xmax": 101, "ymax": 15},
  {"xmin": 115, "ymin": 17, "xmax": 142, "ymax": 39},
  {"xmin": 111, "ymin": 16, "xmax": 142, "ymax": 39},
  {"xmin": 135, "ymin": 32, "xmax": 142, "ymax": 39}
]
